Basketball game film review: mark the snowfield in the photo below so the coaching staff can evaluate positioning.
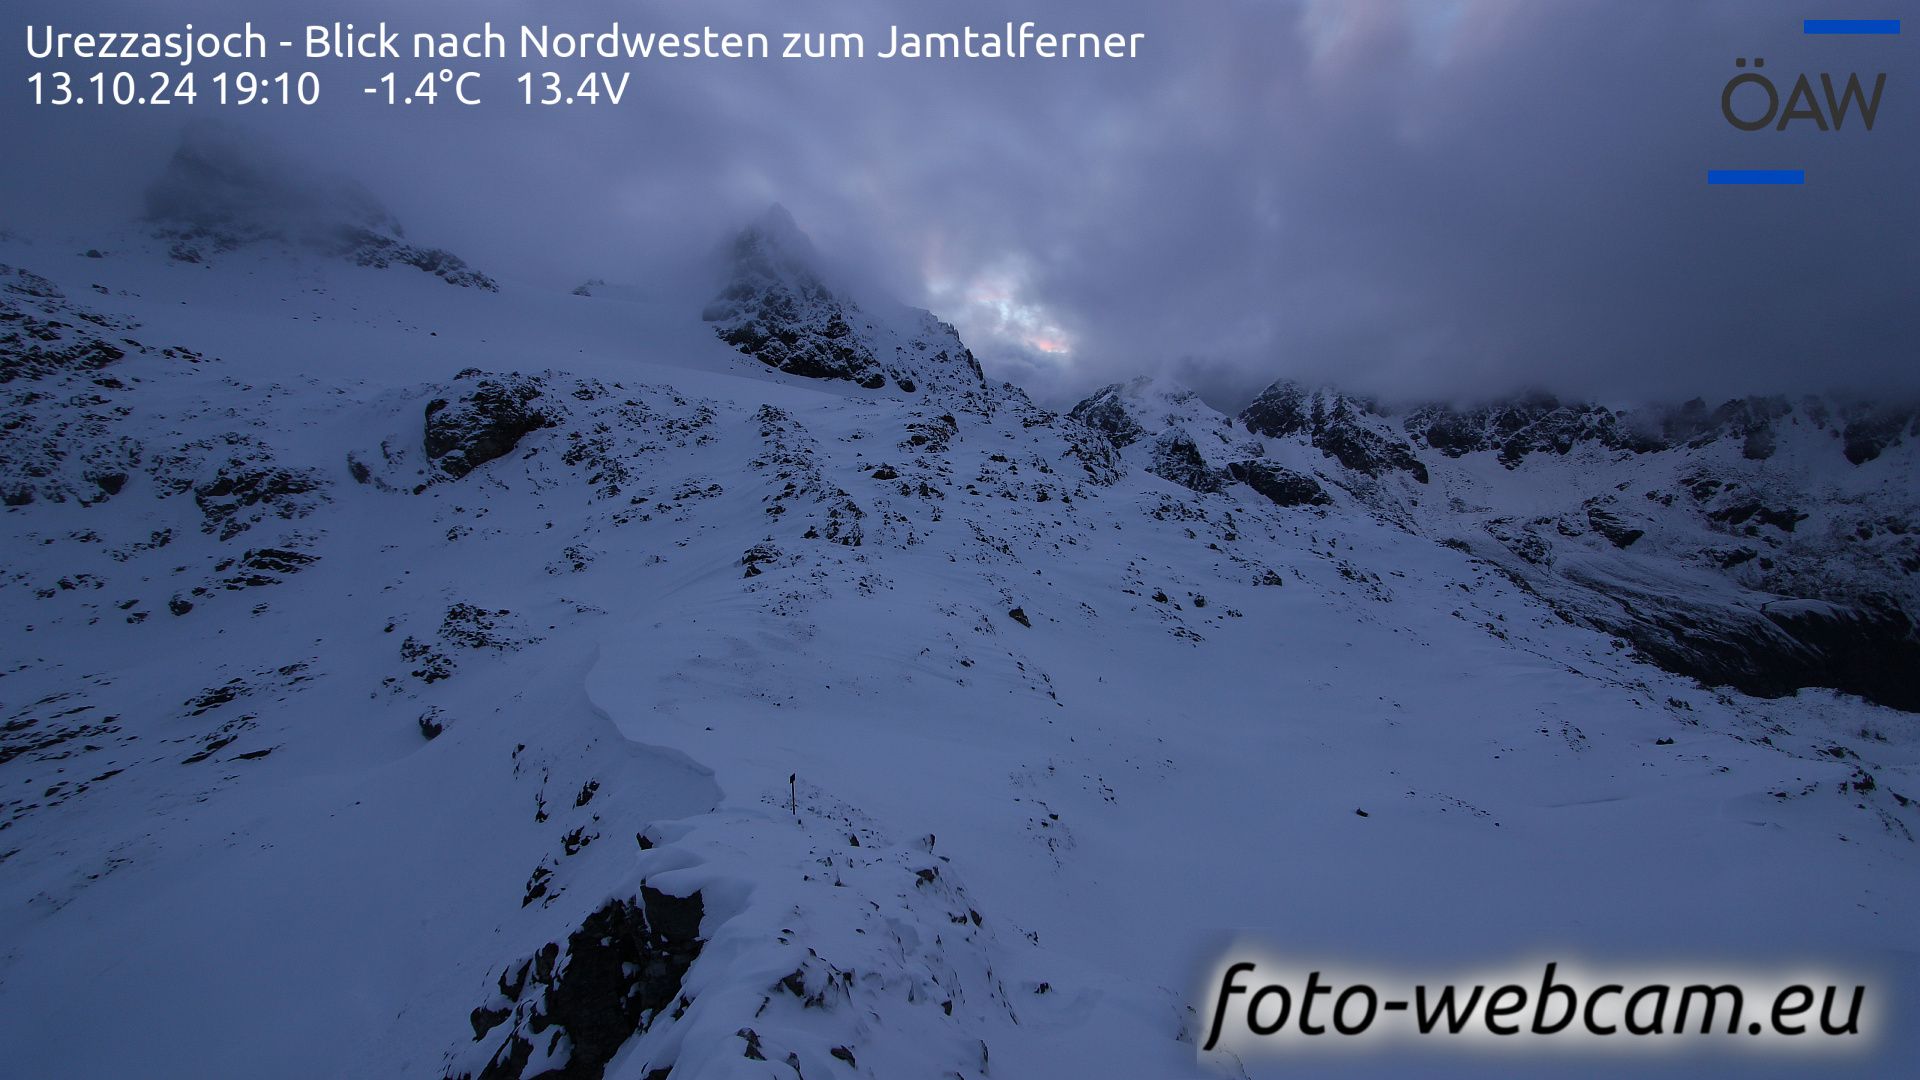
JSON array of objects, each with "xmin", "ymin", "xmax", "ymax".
[{"xmin": 1, "ymin": 162, "xmax": 1917, "ymax": 1079}]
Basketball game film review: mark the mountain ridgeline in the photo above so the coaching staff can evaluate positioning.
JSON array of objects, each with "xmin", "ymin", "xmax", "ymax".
[
  {"xmin": 1070, "ymin": 376, "xmax": 1920, "ymax": 711},
  {"xmin": 691, "ymin": 211, "xmax": 1920, "ymax": 712}
]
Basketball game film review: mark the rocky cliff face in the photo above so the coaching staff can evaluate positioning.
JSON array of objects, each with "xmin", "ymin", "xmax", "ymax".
[
  {"xmin": 1403, "ymin": 391, "xmax": 1919, "ymax": 468},
  {"xmin": 1239, "ymin": 380, "xmax": 1430, "ymax": 483},
  {"xmin": 702, "ymin": 206, "xmax": 984, "ymax": 399},
  {"xmin": 1067, "ymin": 377, "xmax": 1920, "ymax": 711}
]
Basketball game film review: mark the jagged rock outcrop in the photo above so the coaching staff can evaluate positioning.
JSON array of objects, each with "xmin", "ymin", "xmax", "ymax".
[
  {"xmin": 424, "ymin": 371, "xmax": 554, "ymax": 480},
  {"xmin": 1404, "ymin": 391, "xmax": 1916, "ymax": 468},
  {"xmin": 1405, "ymin": 393, "xmax": 1663, "ymax": 465},
  {"xmin": 456, "ymin": 887, "xmax": 704, "ymax": 1080},
  {"xmin": 1223, "ymin": 376, "xmax": 1916, "ymax": 708},
  {"xmin": 1583, "ymin": 502, "xmax": 1644, "ymax": 549},
  {"xmin": 1842, "ymin": 405, "xmax": 1920, "ymax": 465},
  {"xmin": 1228, "ymin": 460, "xmax": 1331, "ymax": 508},
  {"xmin": 702, "ymin": 206, "xmax": 984, "ymax": 397},
  {"xmin": 1239, "ymin": 381, "xmax": 1428, "ymax": 483},
  {"xmin": 336, "ymin": 230, "xmax": 496, "ymax": 290},
  {"xmin": 1544, "ymin": 565, "xmax": 1920, "ymax": 712},
  {"xmin": 702, "ymin": 207, "xmax": 888, "ymax": 389},
  {"xmin": 1146, "ymin": 431, "xmax": 1224, "ymax": 493},
  {"xmin": 1066, "ymin": 385, "xmax": 1149, "ymax": 448}
]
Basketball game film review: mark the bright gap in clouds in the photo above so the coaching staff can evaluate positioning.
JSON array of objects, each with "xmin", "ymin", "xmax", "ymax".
[{"xmin": 924, "ymin": 255, "xmax": 1075, "ymax": 364}]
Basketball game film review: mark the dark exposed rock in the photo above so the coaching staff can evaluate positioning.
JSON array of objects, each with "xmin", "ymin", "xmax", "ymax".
[
  {"xmin": 1602, "ymin": 595, "xmax": 1920, "ymax": 712},
  {"xmin": 239, "ymin": 547, "xmax": 318, "ymax": 576},
  {"xmin": 334, "ymin": 228, "xmax": 498, "ymax": 291},
  {"xmin": 184, "ymin": 679, "xmax": 247, "ymax": 715},
  {"xmin": 424, "ymin": 372, "xmax": 553, "ymax": 480},
  {"xmin": 740, "ymin": 543, "xmax": 782, "ymax": 571},
  {"xmin": 470, "ymin": 1005, "xmax": 509, "ymax": 1041},
  {"xmin": 1237, "ymin": 380, "xmax": 1314, "ymax": 439},
  {"xmin": 1240, "ymin": 381, "xmax": 1428, "ymax": 483},
  {"xmin": 1412, "ymin": 397, "xmax": 1594, "ymax": 462},
  {"xmin": 1485, "ymin": 519, "xmax": 1551, "ymax": 566},
  {"xmin": 0, "ymin": 318, "xmax": 127, "ymax": 384},
  {"xmin": 1407, "ymin": 392, "xmax": 1649, "ymax": 464},
  {"xmin": 702, "ymin": 207, "xmax": 984, "ymax": 396},
  {"xmin": 1841, "ymin": 406, "xmax": 1917, "ymax": 465},
  {"xmin": 401, "ymin": 635, "xmax": 456, "ymax": 684},
  {"xmin": 2, "ymin": 265, "xmax": 64, "ymax": 300},
  {"xmin": 1, "ymin": 265, "xmax": 144, "ymax": 387},
  {"xmin": 702, "ymin": 207, "xmax": 892, "ymax": 390},
  {"xmin": 1227, "ymin": 461, "xmax": 1331, "ymax": 507},
  {"xmin": 738, "ymin": 1028, "xmax": 766, "ymax": 1060},
  {"xmin": 1146, "ymin": 431, "xmax": 1224, "ymax": 493},
  {"xmin": 1059, "ymin": 423, "xmax": 1123, "ymax": 486},
  {"xmin": 1583, "ymin": 505, "xmax": 1644, "ymax": 549},
  {"xmin": 1315, "ymin": 420, "xmax": 1428, "ymax": 484},
  {"xmin": 1401, "ymin": 391, "xmax": 1907, "ymax": 468},
  {"xmin": 1709, "ymin": 396, "xmax": 1793, "ymax": 461},
  {"xmin": 438, "ymin": 603, "xmax": 535, "ymax": 652},
  {"xmin": 1066, "ymin": 385, "xmax": 1148, "ymax": 448},
  {"xmin": 192, "ymin": 461, "xmax": 328, "ymax": 540},
  {"xmin": 456, "ymin": 887, "xmax": 705, "ymax": 1080},
  {"xmin": 1758, "ymin": 601, "xmax": 1920, "ymax": 711},
  {"xmin": 1474, "ymin": 529, "xmax": 1920, "ymax": 711},
  {"xmin": 1708, "ymin": 501, "xmax": 1806, "ymax": 535}
]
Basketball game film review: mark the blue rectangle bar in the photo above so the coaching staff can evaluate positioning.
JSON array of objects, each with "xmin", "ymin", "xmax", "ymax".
[
  {"xmin": 1708, "ymin": 170, "xmax": 1806, "ymax": 185},
  {"xmin": 1803, "ymin": 19, "xmax": 1901, "ymax": 34}
]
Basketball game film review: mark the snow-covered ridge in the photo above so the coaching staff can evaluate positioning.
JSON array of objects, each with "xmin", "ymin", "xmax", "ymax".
[{"xmin": 1072, "ymin": 375, "xmax": 1920, "ymax": 711}]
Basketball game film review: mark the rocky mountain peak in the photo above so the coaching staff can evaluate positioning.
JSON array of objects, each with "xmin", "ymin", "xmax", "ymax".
[
  {"xmin": 1403, "ymin": 390, "xmax": 1917, "ymax": 467},
  {"xmin": 1068, "ymin": 377, "xmax": 1331, "ymax": 505},
  {"xmin": 1239, "ymin": 379, "xmax": 1429, "ymax": 484},
  {"xmin": 1068, "ymin": 376, "xmax": 1230, "ymax": 449},
  {"xmin": 701, "ymin": 207, "xmax": 985, "ymax": 398}
]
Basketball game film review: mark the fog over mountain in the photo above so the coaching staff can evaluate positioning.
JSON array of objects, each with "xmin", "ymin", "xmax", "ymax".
[{"xmin": 6, "ymin": 0, "xmax": 1915, "ymax": 410}]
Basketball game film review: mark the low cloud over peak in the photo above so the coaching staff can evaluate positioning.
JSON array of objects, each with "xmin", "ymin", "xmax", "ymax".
[{"xmin": 6, "ymin": 0, "xmax": 1912, "ymax": 409}]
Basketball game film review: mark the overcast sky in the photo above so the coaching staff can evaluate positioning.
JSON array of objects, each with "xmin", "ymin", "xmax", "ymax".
[{"xmin": 7, "ymin": 0, "xmax": 1915, "ymax": 408}]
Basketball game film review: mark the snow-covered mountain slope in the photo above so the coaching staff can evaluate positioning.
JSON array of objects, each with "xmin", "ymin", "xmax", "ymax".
[
  {"xmin": 2, "ymin": 190, "xmax": 1918, "ymax": 1080},
  {"xmin": 1249, "ymin": 382, "xmax": 1920, "ymax": 710}
]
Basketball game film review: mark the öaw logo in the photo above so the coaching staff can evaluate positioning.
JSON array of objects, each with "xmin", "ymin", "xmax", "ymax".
[
  {"xmin": 1709, "ymin": 18, "xmax": 1898, "ymax": 186},
  {"xmin": 1720, "ymin": 56, "xmax": 1885, "ymax": 132}
]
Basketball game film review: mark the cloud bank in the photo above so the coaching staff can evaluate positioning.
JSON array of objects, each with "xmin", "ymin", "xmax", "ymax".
[{"xmin": 5, "ymin": 0, "xmax": 1913, "ymax": 408}]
